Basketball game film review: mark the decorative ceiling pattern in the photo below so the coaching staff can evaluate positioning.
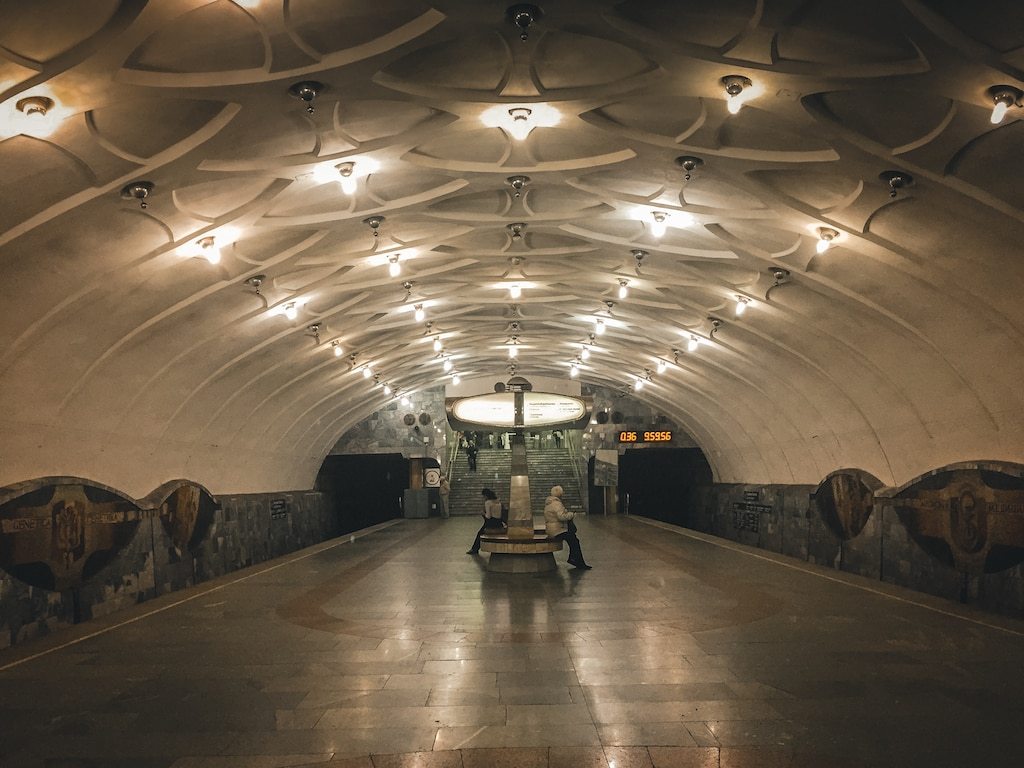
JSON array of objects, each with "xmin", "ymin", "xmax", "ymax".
[{"xmin": 1, "ymin": 0, "xmax": 1023, "ymax": 495}]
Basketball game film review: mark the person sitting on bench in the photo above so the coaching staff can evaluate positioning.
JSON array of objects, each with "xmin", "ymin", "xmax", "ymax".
[
  {"xmin": 467, "ymin": 487, "xmax": 505, "ymax": 554},
  {"xmin": 544, "ymin": 485, "xmax": 591, "ymax": 569}
]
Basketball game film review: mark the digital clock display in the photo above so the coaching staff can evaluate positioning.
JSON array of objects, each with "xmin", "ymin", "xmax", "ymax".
[{"xmin": 617, "ymin": 430, "xmax": 673, "ymax": 443}]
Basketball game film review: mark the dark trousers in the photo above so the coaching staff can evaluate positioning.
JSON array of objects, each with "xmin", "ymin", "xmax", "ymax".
[
  {"xmin": 469, "ymin": 517, "xmax": 504, "ymax": 552},
  {"xmin": 556, "ymin": 520, "xmax": 586, "ymax": 564}
]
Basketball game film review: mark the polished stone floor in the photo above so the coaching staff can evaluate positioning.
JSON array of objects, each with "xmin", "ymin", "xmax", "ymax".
[{"xmin": 1, "ymin": 515, "xmax": 1023, "ymax": 768}]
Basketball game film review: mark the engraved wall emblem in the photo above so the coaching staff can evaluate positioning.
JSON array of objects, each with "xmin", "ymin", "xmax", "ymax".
[{"xmin": 814, "ymin": 470, "xmax": 879, "ymax": 540}]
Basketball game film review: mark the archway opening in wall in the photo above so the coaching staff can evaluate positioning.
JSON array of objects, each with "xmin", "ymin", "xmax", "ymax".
[
  {"xmin": 617, "ymin": 447, "xmax": 713, "ymax": 523},
  {"xmin": 316, "ymin": 454, "xmax": 408, "ymax": 534}
]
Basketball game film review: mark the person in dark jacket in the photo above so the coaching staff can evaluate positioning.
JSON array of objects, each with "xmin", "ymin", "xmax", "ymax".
[
  {"xmin": 467, "ymin": 488, "xmax": 504, "ymax": 554},
  {"xmin": 466, "ymin": 440, "xmax": 478, "ymax": 471}
]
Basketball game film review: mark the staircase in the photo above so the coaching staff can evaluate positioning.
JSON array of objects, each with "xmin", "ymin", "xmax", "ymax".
[
  {"xmin": 447, "ymin": 448, "xmax": 512, "ymax": 516},
  {"xmin": 526, "ymin": 448, "xmax": 585, "ymax": 515}
]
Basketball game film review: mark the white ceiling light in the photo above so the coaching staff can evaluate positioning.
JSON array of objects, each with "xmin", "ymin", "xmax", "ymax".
[
  {"xmin": 338, "ymin": 163, "xmax": 357, "ymax": 195},
  {"xmin": 618, "ymin": 279, "xmax": 629, "ymax": 299},
  {"xmin": 594, "ymin": 317, "xmax": 606, "ymax": 335},
  {"xmin": 735, "ymin": 296, "xmax": 749, "ymax": 316},
  {"xmin": 657, "ymin": 359, "xmax": 668, "ymax": 374},
  {"xmin": 570, "ymin": 361, "xmax": 579, "ymax": 377},
  {"xmin": 509, "ymin": 284, "xmax": 522, "ymax": 299},
  {"xmin": 634, "ymin": 377, "xmax": 645, "ymax": 391},
  {"xmin": 362, "ymin": 366, "xmax": 372, "ymax": 379},
  {"xmin": 443, "ymin": 357, "xmax": 453, "ymax": 372},
  {"xmin": 722, "ymin": 74, "xmax": 753, "ymax": 114},
  {"xmin": 13, "ymin": 95, "xmax": 59, "ymax": 138},
  {"xmin": 433, "ymin": 336, "xmax": 442, "ymax": 352},
  {"xmin": 401, "ymin": 396, "xmax": 411, "ymax": 407},
  {"xmin": 332, "ymin": 340, "xmax": 343, "ymax": 357},
  {"xmin": 383, "ymin": 383, "xmax": 392, "ymax": 395},
  {"xmin": 687, "ymin": 335, "xmax": 699, "ymax": 353},
  {"xmin": 452, "ymin": 373, "xmax": 461, "ymax": 385},
  {"xmin": 507, "ymin": 107, "xmax": 533, "ymax": 141},
  {"xmin": 650, "ymin": 211, "xmax": 668, "ymax": 238},
  {"xmin": 481, "ymin": 103, "xmax": 561, "ymax": 141},
  {"xmin": 414, "ymin": 304, "xmax": 425, "ymax": 322},
  {"xmin": 388, "ymin": 254, "xmax": 401, "ymax": 277},
  {"xmin": 283, "ymin": 302, "xmax": 298, "ymax": 320},
  {"xmin": 196, "ymin": 236, "xmax": 221, "ymax": 265},
  {"xmin": 816, "ymin": 227, "xmax": 839, "ymax": 254},
  {"xmin": 989, "ymin": 85, "xmax": 1021, "ymax": 124}
]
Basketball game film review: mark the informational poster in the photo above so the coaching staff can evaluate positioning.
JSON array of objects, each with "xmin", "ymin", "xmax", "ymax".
[
  {"xmin": 451, "ymin": 393, "xmax": 516, "ymax": 426},
  {"xmin": 594, "ymin": 449, "xmax": 618, "ymax": 487},
  {"xmin": 522, "ymin": 392, "xmax": 586, "ymax": 426},
  {"xmin": 423, "ymin": 468, "xmax": 441, "ymax": 487}
]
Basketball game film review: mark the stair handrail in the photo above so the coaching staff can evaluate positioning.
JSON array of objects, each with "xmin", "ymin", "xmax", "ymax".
[
  {"xmin": 565, "ymin": 429, "xmax": 589, "ymax": 513},
  {"xmin": 446, "ymin": 431, "xmax": 461, "ymax": 480}
]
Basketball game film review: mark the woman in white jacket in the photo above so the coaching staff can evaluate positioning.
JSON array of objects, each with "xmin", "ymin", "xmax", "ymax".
[
  {"xmin": 467, "ymin": 487, "xmax": 505, "ymax": 554},
  {"xmin": 543, "ymin": 485, "xmax": 591, "ymax": 569}
]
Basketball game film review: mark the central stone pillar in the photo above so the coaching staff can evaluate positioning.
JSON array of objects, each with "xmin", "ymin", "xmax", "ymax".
[{"xmin": 507, "ymin": 431, "xmax": 532, "ymax": 540}]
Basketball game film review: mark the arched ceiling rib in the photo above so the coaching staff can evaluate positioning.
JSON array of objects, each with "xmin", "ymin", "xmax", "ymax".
[{"xmin": 1, "ymin": 0, "xmax": 1024, "ymax": 495}]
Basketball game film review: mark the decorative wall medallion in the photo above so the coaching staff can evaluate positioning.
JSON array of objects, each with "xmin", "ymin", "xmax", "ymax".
[
  {"xmin": 814, "ymin": 469, "xmax": 880, "ymax": 540},
  {"xmin": 158, "ymin": 483, "xmax": 217, "ymax": 554},
  {"xmin": 403, "ymin": 413, "xmax": 416, "ymax": 426},
  {"xmin": 891, "ymin": 467, "xmax": 1024, "ymax": 573},
  {"xmin": 0, "ymin": 482, "xmax": 141, "ymax": 590}
]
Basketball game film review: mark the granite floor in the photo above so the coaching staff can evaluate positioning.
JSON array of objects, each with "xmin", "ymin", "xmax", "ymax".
[{"xmin": 1, "ymin": 515, "xmax": 1023, "ymax": 768}]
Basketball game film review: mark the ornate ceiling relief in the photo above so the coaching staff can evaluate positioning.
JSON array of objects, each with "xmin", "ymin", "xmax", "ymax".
[{"xmin": 0, "ymin": 1, "xmax": 1022, "ymax": 494}]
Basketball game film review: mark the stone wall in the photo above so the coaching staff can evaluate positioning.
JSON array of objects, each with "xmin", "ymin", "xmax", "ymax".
[
  {"xmin": 0, "ymin": 478, "xmax": 335, "ymax": 649},
  {"xmin": 329, "ymin": 386, "xmax": 448, "ymax": 461},
  {"xmin": 673, "ymin": 463, "xmax": 1024, "ymax": 618}
]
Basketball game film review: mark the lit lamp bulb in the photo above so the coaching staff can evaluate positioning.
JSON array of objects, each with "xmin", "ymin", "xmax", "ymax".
[
  {"xmin": 197, "ymin": 236, "xmax": 221, "ymax": 265},
  {"xmin": 570, "ymin": 362, "xmax": 579, "ymax": 377},
  {"xmin": 433, "ymin": 336, "xmax": 442, "ymax": 352},
  {"xmin": 414, "ymin": 304, "xmax": 425, "ymax": 322},
  {"xmin": 443, "ymin": 358, "xmax": 452, "ymax": 372},
  {"xmin": 634, "ymin": 378, "xmax": 645, "ymax": 391},
  {"xmin": 816, "ymin": 227, "xmax": 838, "ymax": 254},
  {"xmin": 507, "ymin": 107, "xmax": 532, "ymax": 141},
  {"xmin": 401, "ymin": 396, "xmax": 411, "ymax": 407},
  {"xmin": 388, "ymin": 254, "xmax": 401, "ymax": 277},
  {"xmin": 509, "ymin": 284, "xmax": 522, "ymax": 299},
  {"xmin": 735, "ymin": 296, "xmax": 748, "ymax": 316},
  {"xmin": 452, "ymin": 374, "xmax": 461, "ymax": 385},
  {"xmin": 339, "ymin": 165, "xmax": 357, "ymax": 195},
  {"xmin": 595, "ymin": 318, "xmax": 606, "ymax": 335},
  {"xmin": 362, "ymin": 366, "xmax": 372, "ymax": 379},
  {"xmin": 15, "ymin": 95, "xmax": 57, "ymax": 138},
  {"xmin": 332, "ymin": 341, "xmax": 343, "ymax": 357},
  {"xmin": 581, "ymin": 346, "xmax": 591, "ymax": 361},
  {"xmin": 509, "ymin": 345, "xmax": 518, "ymax": 358},
  {"xmin": 990, "ymin": 87, "xmax": 1019, "ymax": 124},
  {"xmin": 657, "ymin": 359, "xmax": 668, "ymax": 374},
  {"xmin": 618, "ymin": 280, "xmax": 629, "ymax": 299},
  {"xmin": 383, "ymin": 383, "xmax": 392, "ymax": 395},
  {"xmin": 722, "ymin": 75, "xmax": 752, "ymax": 115},
  {"xmin": 687, "ymin": 335, "xmax": 699, "ymax": 353},
  {"xmin": 649, "ymin": 211, "xmax": 668, "ymax": 238},
  {"xmin": 283, "ymin": 302, "xmax": 298, "ymax": 320}
]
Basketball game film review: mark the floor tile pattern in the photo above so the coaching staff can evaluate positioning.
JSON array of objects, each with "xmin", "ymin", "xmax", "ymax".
[{"xmin": 1, "ymin": 516, "xmax": 1022, "ymax": 767}]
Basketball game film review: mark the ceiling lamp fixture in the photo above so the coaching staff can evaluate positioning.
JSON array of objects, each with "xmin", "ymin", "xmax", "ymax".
[
  {"xmin": 634, "ymin": 376, "xmax": 646, "ymax": 391},
  {"xmin": 509, "ymin": 284, "xmax": 522, "ymax": 299},
  {"xmin": 618, "ymin": 279, "xmax": 629, "ymax": 299},
  {"xmin": 594, "ymin": 317, "xmax": 606, "ymax": 335},
  {"xmin": 283, "ymin": 302, "xmax": 298, "ymax": 321},
  {"xmin": 676, "ymin": 155, "xmax": 704, "ymax": 181},
  {"xmin": 988, "ymin": 85, "xmax": 1022, "ymax": 124},
  {"xmin": 401, "ymin": 396, "xmax": 411, "ymax": 407},
  {"xmin": 657, "ymin": 359, "xmax": 668, "ymax": 374},
  {"xmin": 506, "ymin": 175, "xmax": 530, "ymax": 198},
  {"xmin": 879, "ymin": 170, "xmax": 914, "ymax": 199},
  {"xmin": 363, "ymin": 215, "xmax": 385, "ymax": 237},
  {"xmin": 338, "ymin": 162, "xmax": 356, "ymax": 195},
  {"xmin": 388, "ymin": 254, "xmax": 401, "ymax": 277},
  {"xmin": 570, "ymin": 359, "xmax": 580, "ymax": 378},
  {"xmin": 816, "ymin": 227, "xmax": 839, "ymax": 254},
  {"xmin": 452, "ymin": 373, "xmax": 461, "ymax": 386},
  {"xmin": 508, "ymin": 222, "xmax": 526, "ymax": 241},
  {"xmin": 721, "ymin": 74, "xmax": 753, "ymax": 114},
  {"xmin": 383, "ymin": 383, "xmax": 392, "ymax": 396},
  {"xmin": 632, "ymin": 249, "xmax": 648, "ymax": 273},
  {"xmin": 332, "ymin": 340, "xmax": 343, "ymax": 357},
  {"xmin": 307, "ymin": 323, "xmax": 321, "ymax": 344},
  {"xmin": 443, "ymin": 357, "xmax": 453, "ymax": 372},
  {"xmin": 244, "ymin": 274, "xmax": 265, "ymax": 296},
  {"xmin": 288, "ymin": 80, "xmax": 324, "ymax": 114},
  {"xmin": 121, "ymin": 180, "xmax": 155, "ymax": 209},
  {"xmin": 15, "ymin": 95, "xmax": 58, "ymax": 137},
  {"xmin": 735, "ymin": 296, "xmax": 749, "ymax": 316},
  {"xmin": 687, "ymin": 334, "xmax": 700, "ymax": 353},
  {"xmin": 414, "ymin": 304, "xmax": 425, "ymax": 323},
  {"xmin": 433, "ymin": 336, "xmax": 442, "ymax": 352},
  {"xmin": 507, "ymin": 107, "xmax": 533, "ymax": 141},
  {"xmin": 649, "ymin": 211, "xmax": 668, "ymax": 238},
  {"xmin": 507, "ymin": 3, "xmax": 541, "ymax": 41},
  {"xmin": 362, "ymin": 366, "xmax": 373, "ymax": 379},
  {"xmin": 197, "ymin": 236, "xmax": 221, "ymax": 265},
  {"xmin": 508, "ymin": 336, "xmax": 519, "ymax": 358}
]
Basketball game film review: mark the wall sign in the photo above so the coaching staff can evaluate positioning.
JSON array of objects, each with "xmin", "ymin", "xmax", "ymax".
[
  {"xmin": 270, "ymin": 498, "xmax": 289, "ymax": 519},
  {"xmin": 448, "ymin": 390, "xmax": 589, "ymax": 429}
]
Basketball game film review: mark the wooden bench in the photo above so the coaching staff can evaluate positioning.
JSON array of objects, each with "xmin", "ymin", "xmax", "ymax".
[{"xmin": 479, "ymin": 528, "xmax": 563, "ymax": 573}]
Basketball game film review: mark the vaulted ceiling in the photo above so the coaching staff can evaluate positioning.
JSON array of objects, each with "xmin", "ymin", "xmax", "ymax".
[{"xmin": 1, "ymin": 0, "xmax": 1023, "ymax": 495}]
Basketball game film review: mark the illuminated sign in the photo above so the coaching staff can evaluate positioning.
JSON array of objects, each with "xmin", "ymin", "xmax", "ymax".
[
  {"xmin": 450, "ymin": 392, "xmax": 587, "ymax": 428},
  {"xmin": 451, "ymin": 394, "xmax": 516, "ymax": 426},
  {"xmin": 523, "ymin": 392, "xmax": 586, "ymax": 427},
  {"xmin": 617, "ymin": 430, "xmax": 673, "ymax": 443}
]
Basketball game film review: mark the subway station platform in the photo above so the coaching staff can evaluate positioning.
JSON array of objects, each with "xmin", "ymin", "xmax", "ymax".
[{"xmin": 1, "ymin": 515, "xmax": 1022, "ymax": 768}]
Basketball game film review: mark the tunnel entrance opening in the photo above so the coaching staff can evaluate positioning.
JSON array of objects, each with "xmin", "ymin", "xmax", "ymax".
[
  {"xmin": 316, "ymin": 454, "xmax": 408, "ymax": 534},
  {"xmin": 615, "ymin": 447, "xmax": 713, "ymax": 523}
]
